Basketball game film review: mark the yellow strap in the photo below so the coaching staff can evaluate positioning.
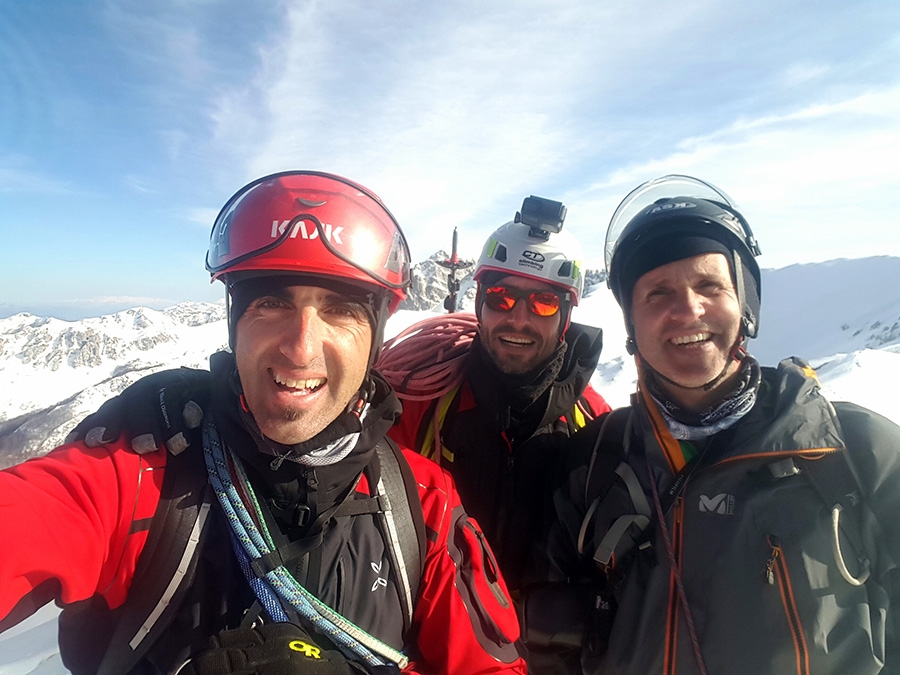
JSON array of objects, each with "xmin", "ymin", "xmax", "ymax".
[
  {"xmin": 420, "ymin": 387, "xmax": 459, "ymax": 464},
  {"xmin": 571, "ymin": 401, "xmax": 587, "ymax": 429},
  {"xmin": 801, "ymin": 363, "xmax": 819, "ymax": 382}
]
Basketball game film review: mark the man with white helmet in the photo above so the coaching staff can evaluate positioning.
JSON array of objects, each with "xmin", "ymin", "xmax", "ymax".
[
  {"xmin": 536, "ymin": 175, "xmax": 900, "ymax": 674},
  {"xmin": 387, "ymin": 196, "xmax": 610, "ymax": 593},
  {"xmin": 0, "ymin": 172, "xmax": 525, "ymax": 675}
]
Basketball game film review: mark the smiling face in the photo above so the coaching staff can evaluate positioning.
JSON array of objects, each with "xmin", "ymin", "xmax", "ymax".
[
  {"xmin": 234, "ymin": 283, "xmax": 372, "ymax": 445},
  {"xmin": 631, "ymin": 252, "xmax": 742, "ymax": 411},
  {"xmin": 479, "ymin": 274, "xmax": 563, "ymax": 375}
]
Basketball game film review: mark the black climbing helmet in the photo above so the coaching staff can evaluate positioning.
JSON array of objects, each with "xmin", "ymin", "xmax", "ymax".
[{"xmin": 605, "ymin": 175, "xmax": 762, "ymax": 339}]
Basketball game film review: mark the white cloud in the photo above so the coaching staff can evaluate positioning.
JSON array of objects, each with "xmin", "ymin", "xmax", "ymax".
[
  {"xmin": 560, "ymin": 84, "xmax": 900, "ymax": 268},
  {"xmin": 194, "ymin": 1, "xmax": 899, "ymax": 268}
]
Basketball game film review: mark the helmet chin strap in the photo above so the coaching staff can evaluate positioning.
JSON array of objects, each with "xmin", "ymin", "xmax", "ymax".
[{"xmin": 630, "ymin": 335, "xmax": 747, "ymax": 394}]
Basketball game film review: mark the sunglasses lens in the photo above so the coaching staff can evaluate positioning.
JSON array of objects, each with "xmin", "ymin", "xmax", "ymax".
[
  {"xmin": 484, "ymin": 287, "xmax": 561, "ymax": 317},
  {"xmin": 484, "ymin": 287, "xmax": 517, "ymax": 312},
  {"xmin": 530, "ymin": 292, "xmax": 561, "ymax": 317}
]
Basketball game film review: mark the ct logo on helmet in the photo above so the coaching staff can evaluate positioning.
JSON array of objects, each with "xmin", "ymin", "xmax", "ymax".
[{"xmin": 522, "ymin": 250, "xmax": 546, "ymax": 262}]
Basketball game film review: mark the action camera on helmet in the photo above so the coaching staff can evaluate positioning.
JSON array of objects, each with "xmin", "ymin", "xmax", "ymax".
[{"xmin": 516, "ymin": 196, "xmax": 566, "ymax": 240}]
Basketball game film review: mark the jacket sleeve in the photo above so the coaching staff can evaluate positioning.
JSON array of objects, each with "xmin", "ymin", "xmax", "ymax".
[
  {"xmin": 0, "ymin": 441, "xmax": 164, "ymax": 627},
  {"xmin": 400, "ymin": 450, "xmax": 525, "ymax": 674},
  {"xmin": 835, "ymin": 403, "xmax": 900, "ymax": 669}
]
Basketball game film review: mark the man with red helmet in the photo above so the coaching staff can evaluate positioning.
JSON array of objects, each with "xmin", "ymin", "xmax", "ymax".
[
  {"xmin": 69, "ymin": 195, "xmax": 611, "ymax": 601},
  {"xmin": 0, "ymin": 172, "xmax": 525, "ymax": 675}
]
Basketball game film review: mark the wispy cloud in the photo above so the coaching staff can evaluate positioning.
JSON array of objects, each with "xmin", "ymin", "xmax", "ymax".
[
  {"xmin": 0, "ymin": 157, "xmax": 76, "ymax": 194},
  {"xmin": 72, "ymin": 295, "xmax": 179, "ymax": 307},
  {"xmin": 186, "ymin": 207, "xmax": 220, "ymax": 229},
  {"xmin": 562, "ymin": 84, "xmax": 900, "ymax": 267},
  {"xmin": 195, "ymin": 1, "xmax": 900, "ymax": 267}
]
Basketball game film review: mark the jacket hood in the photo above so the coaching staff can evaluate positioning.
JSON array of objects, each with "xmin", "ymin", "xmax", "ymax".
[
  {"xmin": 723, "ymin": 356, "xmax": 845, "ymax": 460},
  {"xmin": 553, "ymin": 322, "xmax": 603, "ymax": 409}
]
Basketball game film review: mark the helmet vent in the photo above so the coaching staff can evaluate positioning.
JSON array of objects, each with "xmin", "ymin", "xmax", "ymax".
[{"xmin": 494, "ymin": 243, "xmax": 507, "ymax": 263}]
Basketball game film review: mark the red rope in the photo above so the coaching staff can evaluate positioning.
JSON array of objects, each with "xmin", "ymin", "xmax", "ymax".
[{"xmin": 375, "ymin": 313, "xmax": 478, "ymax": 401}]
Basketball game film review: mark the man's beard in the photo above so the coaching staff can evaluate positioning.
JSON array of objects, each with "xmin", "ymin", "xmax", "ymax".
[{"xmin": 485, "ymin": 329, "xmax": 549, "ymax": 375}]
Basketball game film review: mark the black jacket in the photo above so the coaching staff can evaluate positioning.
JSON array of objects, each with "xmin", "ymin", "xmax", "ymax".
[
  {"xmin": 546, "ymin": 357, "xmax": 900, "ymax": 674},
  {"xmin": 393, "ymin": 322, "xmax": 609, "ymax": 590}
]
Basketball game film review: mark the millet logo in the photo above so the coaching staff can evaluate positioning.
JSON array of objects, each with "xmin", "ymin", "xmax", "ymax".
[
  {"xmin": 699, "ymin": 493, "xmax": 735, "ymax": 515},
  {"xmin": 370, "ymin": 560, "xmax": 388, "ymax": 592}
]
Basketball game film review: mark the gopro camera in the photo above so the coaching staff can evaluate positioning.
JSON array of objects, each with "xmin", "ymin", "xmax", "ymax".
[{"xmin": 516, "ymin": 195, "xmax": 566, "ymax": 240}]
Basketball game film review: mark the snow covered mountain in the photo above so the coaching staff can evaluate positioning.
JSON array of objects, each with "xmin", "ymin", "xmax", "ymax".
[
  {"xmin": 1, "ymin": 255, "xmax": 900, "ymax": 674},
  {"xmin": 0, "ymin": 303, "xmax": 228, "ymax": 468}
]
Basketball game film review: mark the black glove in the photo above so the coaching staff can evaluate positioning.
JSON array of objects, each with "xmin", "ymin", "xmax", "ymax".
[
  {"xmin": 180, "ymin": 623, "xmax": 365, "ymax": 675},
  {"xmin": 66, "ymin": 367, "xmax": 210, "ymax": 455}
]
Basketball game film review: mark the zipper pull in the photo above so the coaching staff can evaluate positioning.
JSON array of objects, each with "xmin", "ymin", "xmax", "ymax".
[{"xmin": 764, "ymin": 535, "xmax": 781, "ymax": 584}]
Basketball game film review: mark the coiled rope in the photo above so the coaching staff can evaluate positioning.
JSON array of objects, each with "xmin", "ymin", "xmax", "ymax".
[
  {"xmin": 376, "ymin": 313, "xmax": 478, "ymax": 401},
  {"xmin": 376, "ymin": 313, "xmax": 478, "ymax": 463}
]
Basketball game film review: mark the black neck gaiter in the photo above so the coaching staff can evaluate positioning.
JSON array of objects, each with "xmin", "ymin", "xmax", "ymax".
[{"xmin": 467, "ymin": 336, "xmax": 568, "ymax": 440}]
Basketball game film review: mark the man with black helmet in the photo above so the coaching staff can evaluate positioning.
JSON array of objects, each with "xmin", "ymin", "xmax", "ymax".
[
  {"xmin": 536, "ymin": 175, "xmax": 900, "ymax": 674},
  {"xmin": 0, "ymin": 172, "xmax": 525, "ymax": 674}
]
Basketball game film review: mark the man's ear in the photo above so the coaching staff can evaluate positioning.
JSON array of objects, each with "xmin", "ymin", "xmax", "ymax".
[{"xmin": 473, "ymin": 283, "xmax": 485, "ymax": 324}]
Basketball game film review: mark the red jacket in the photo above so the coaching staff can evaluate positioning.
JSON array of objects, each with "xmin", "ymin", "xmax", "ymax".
[
  {"xmin": 0, "ymin": 437, "xmax": 525, "ymax": 674},
  {"xmin": 389, "ymin": 324, "xmax": 610, "ymax": 591}
]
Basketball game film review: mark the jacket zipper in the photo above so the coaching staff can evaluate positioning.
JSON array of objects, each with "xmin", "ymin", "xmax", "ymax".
[
  {"xmin": 494, "ymin": 432, "xmax": 515, "ymax": 543},
  {"xmin": 765, "ymin": 535, "xmax": 810, "ymax": 675},
  {"xmin": 664, "ymin": 496, "xmax": 685, "ymax": 675}
]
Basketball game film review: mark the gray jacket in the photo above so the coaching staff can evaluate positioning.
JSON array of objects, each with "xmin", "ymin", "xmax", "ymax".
[{"xmin": 547, "ymin": 357, "xmax": 900, "ymax": 674}]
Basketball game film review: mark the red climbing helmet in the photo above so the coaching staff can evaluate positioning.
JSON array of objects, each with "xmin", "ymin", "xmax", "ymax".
[{"xmin": 206, "ymin": 171, "xmax": 411, "ymax": 313}]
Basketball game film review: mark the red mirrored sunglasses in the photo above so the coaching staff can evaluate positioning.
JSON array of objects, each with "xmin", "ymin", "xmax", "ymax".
[{"xmin": 483, "ymin": 286, "xmax": 563, "ymax": 317}]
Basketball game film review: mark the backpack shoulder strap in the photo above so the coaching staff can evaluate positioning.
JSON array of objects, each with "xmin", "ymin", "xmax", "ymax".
[
  {"xmin": 584, "ymin": 407, "xmax": 632, "ymax": 507},
  {"xmin": 419, "ymin": 385, "xmax": 462, "ymax": 464},
  {"xmin": 374, "ymin": 436, "xmax": 427, "ymax": 632},
  {"xmin": 578, "ymin": 407, "xmax": 653, "ymax": 573},
  {"xmin": 97, "ymin": 444, "xmax": 215, "ymax": 675}
]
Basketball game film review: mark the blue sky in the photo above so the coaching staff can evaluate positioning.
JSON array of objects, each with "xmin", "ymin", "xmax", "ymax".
[{"xmin": 1, "ymin": 0, "xmax": 899, "ymax": 320}]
